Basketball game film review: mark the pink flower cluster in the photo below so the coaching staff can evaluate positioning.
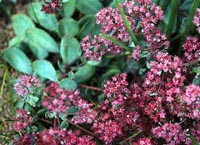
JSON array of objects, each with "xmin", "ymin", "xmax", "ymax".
[
  {"xmin": 152, "ymin": 123, "xmax": 191, "ymax": 145},
  {"xmin": 131, "ymin": 137, "xmax": 152, "ymax": 145},
  {"xmin": 41, "ymin": 0, "xmax": 61, "ymax": 14},
  {"xmin": 103, "ymin": 73, "xmax": 130, "ymax": 107},
  {"xmin": 81, "ymin": 0, "xmax": 169, "ymax": 61},
  {"xmin": 14, "ymin": 75, "xmax": 41, "ymax": 96},
  {"xmin": 42, "ymin": 82, "xmax": 97, "ymax": 124},
  {"xmin": 183, "ymin": 36, "xmax": 200, "ymax": 63},
  {"xmin": 193, "ymin": 8, "xmax": 200, "ymax": 33},
  {"xmin": 13, "ymin": 109, "xmax": 32, "ymax": 132},
  {"xmin": 14, "ymin": 128, "xmax": 95, "ymax": 145},
  {"xmin": 182, "ymin": 84, "xmax": 200, "ymax": 119}
]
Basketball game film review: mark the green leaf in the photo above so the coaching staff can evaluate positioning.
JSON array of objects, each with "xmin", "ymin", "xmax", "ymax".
[
  {"xmin": 2, "ymin": 48, "xmax": 32, "ymax": 74},
  {"xmin": 76, "ymin": 0, "xmax": 103, "ymax": 15},
  {"xmin": 60, "ymin": 120, "xmax": 69, "ymax": 129},
  {"xmin": 11, "ymin": 14, "xmax": 35, "ymax": 36},
  {"xmin": 74, "ymin": 64, "xmax": 95, "ymax": 83},
  {"xmin": 59, "ymin": 78, "xmax": 77, "ymax": 90},
  {"xmin": 192, "ymin": 67, "xmax": 200, "ymax": 74},
  {"xmin": 33, "ymin": 60, "xmax": 58, "ymax": 82},
  {"xmin": 87, "ymin": 60, "xmax": 101, "ymax": 66},
  {"xmin": 45, "ymin": 111, "xmax": 56, "ymax": 118},
  {"xmin": 62, "ymin": 0, "xmax": 75, "ymax": 17},
  {"xmin": 28, "ymin": 2, "xmax": 58, "ymax": 31},
  {"xmin": 60, "ymin": 36, "xmax": 81, "ymax": 64},
  {"xmin": 8, "ymin": 35, "xmax": 26, "ymax": 49},
  {"xmin": 190, "ymin": 133, "xmax": 198, "ymax": 145},
  {"xmin": 27, "ymin": 95, "xmax": 39, "ymax": 107},
  {"xmin": 25, "ymin": 28, "xmax": 59, "ymax": 59},
  {"xmin": 57, "ymin": 18, "xmax": 79, "ymax": 37},
  {"xmin": 78, "ymin": 15, "xmax": 101, "ymax": 39}
]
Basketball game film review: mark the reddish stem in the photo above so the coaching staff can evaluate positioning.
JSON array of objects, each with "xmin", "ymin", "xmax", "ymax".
[
  {"xmin": 79, "ymin": 84, "xmax": 102, "ymax": 91},
  {"xmin": 67, "ymin": 119, "xmax": 98, "ymax": 137},
  {"xmin": 41, "ymin": 118, "xmax": 53, "ymax": 125}
]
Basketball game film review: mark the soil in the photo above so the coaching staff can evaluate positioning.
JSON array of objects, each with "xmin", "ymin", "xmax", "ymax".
[{"xmin": 0, "ymin": 1, "xmax": 29, "ymax": 144}]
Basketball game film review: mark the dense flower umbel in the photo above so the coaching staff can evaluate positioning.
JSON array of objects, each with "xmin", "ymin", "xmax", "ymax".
[
  {"xmin": 13, "ymin": 109, "xmax": 32, "ymax": 132},
  {"xmin": 131, "ymin": 137, "xmax": 152, "ymax": 145},
  {"xmin": 182, "ymin": 84, "xmax": 200, "ymax": 119},
  {"xmin": 81, "ymin": 0, "xmax": 168, "ymax": 61},
  {"xmin": 152, "ymin": 123, "xmax": 191, "ymax": 145},
  {"xmin": 14, "ymin": 75, "xmax": 41, "ymax": 96},
  {"xmin": 41, "ymin": 0, "xmax": 61, "ymax": 14},
  {"xmin": 183, "ymin": 36, "xmax": 200, "ymax": 63},
  {"xmin": 43, "ymin": 82, "xmax": 96, "ymax": 123},
  {"xmin": 103, "ymin": 73, "xmax": 130, "ymax": 107},
  {"xmin": 14, "ymin": 128, "xmax": 96, "ymax": 145},
  {"xmin": 142, "ymin": 52, "xmax": 187, "ymax": 122},
  {"xmin": 193, "ymin": 8, "xmax": 200, "ymax": 33}
]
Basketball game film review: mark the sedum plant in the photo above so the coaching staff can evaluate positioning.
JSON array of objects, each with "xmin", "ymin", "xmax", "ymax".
[{"xmin": 0, "ymin": 0, "xmax": 200, "ymax": 144}]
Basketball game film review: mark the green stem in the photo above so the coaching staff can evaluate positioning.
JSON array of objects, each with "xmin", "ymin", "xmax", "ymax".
[
  {"xmin": 182, "ymin": 0, "xmax": 199, "ymax": 36},
  {"xmin": 161, "ymin": 0, "xmax": 170, "ymax": 12},
  {"xmin": 119, "ymin": 130, "xmax": 143, "ymax": 144},
  {"xmin": 114, "ymin": 0, "xmax": 138, "ymax": 45},
  {"xmin": 166, "ymin": 0, "xmax": 179, "ymax": 39},
  {"xmin": 99, "ymin": 33, "xmax": 130, "ymax": 51},
  {"xmin": 173, "ymin": 0, "xmax": 199, "ymax": 40},
  {"xmin": 0, "ymin": 64, "xmax": 8, "ymax": 98}
]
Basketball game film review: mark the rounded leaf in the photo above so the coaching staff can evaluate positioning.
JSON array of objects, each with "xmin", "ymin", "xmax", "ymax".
[
  {"xmin": 74, "ymin": 64, "xmax": 95, "ymax": 83},
  {"xmin": 76, "ymin": 0, "xmax": 103, "ymax": 15},
  {"xmin": 60, "ymin": 36, "xmax": 81, "ymax": 64},
  {"xmin": 28, "ymin": 2, "xmax": 58, "ymax": 31},
  {"xmin": 59, "ymin": 78, "xmax": 77, "ymax": 91},
  {"xmin": 63, "ymin": 0, "xmax": 75, "ymax": 17},
  {"xmin": 57, "ymin": 18, "xmax": 79, "ymax": 37},
  {"xmin": 11, "ymin": 14, "xmax": 35, "ymax": 36},
  {"xmin": 33, "ymin": 60, "xmax": 58, "ymax": 82},
  {"xmin": 25, "ymin": 28, "xmax": 59, "ymax": 59},
  {"xmin": 2, "ymin": 48, "xmax": 32, "ymax": 74}
]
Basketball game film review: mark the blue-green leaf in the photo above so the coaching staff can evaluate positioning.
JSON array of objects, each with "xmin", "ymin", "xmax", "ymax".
[
  {"xmin": 28, "ymin": 2, "xmax": 58, "ymax": 31},
  {"xmin": 57, "ymin": 18, "xmax": 79, "ymax": 37},
  {"xmin": 74, "ymin": 64, "xmax": 95, "ymax": 83},
  {"xmin": 25, "ymin": 28, "xmax": 59, "ymax": 59},
  {"xmin": 33, "ymin": 60, "xmax": 58, "ymax": 82},
  {"xmin": 2, "ymin": 48, "xmax": 32, "ymax": 74},
  {"xmin": 76, "ymin": 0, "xmax": 103, "ymax": 15},
  {"xmin": 62, "ymin": 0, "xmax": 75, "ymax": 17},
  {"xmin": 11, "ymin": 14, "xmax": 35, "ymax": 36},
  {"xmin": 60, "ymin": 36, "xmax": 81, "ymax": 64},
  {"xmin": 59, "ymin": 78, "xmax": 77, "ymax": 91}
]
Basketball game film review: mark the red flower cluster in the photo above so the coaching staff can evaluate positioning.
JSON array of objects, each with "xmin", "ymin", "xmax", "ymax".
[
  {"xmin": 14, "ymin": 128, "xmax": 95, "ymax": 145},
  {"xmin": 13, "ymin": 109, "xmax": 32, "ymax": 132},
  {"xmin": 41, "ymin": 0, "xmax": 61, "ymax": 14},
  {"xmin": 183, "ymin": 36, "xmax": 200, "ymax": 63},
  {"xmin": 81, "ymin": 0, "xmax": 169, "ymax": 61},
  {"xmin": 152, "ymin": 123, "xmax": 191, "ymax": 145},
  {"xmin": 14, "ymin": 75, "xmax": 41, "ymax": 96}
]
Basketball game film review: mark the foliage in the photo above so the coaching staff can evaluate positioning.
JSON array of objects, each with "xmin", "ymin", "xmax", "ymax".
[{"xmin": 0, "ymin": 0, "xmax": 200, "ymax": 144}]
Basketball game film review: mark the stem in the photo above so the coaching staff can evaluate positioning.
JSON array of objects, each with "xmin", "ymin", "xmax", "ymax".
[
  {"xmin": 166, "ymin": 0, "xmax": 179, "ymax": 39},
  {"xmin": 67, "ymin": 119, "xmax": 98, "ymax": 137},
  {"xmin": 184, "ymin": 58, "xmax": 200, "ymax": 66},
  {"xmin": 173, "ymin": 0, "xmax": 199, "ymax": 40},
  {"xmin": 41, "ymin": 118, "xmax": 53, "ymax": 125},
  {"xmin": 114, "ymin": 0, "xmax": 138, "ymax": 45},
  {"xmin": 161, "ymin": 0, "xmax": 170, "ymax": 12},
  {"xmin": 119, "ymin": 130, "xmax": 143, "ymax": 144},
  {"xmin": 79, "ymin": 84, "xmax": 102, "ymax": 91},
  {"xmin": 0, "ymin": 64, "xmax": 8, "ymax": 98},
  {"xmin": 182, "ymin": 0, "xmax": 199, "ymax": 36},
  {"xmin": 99, "ymin": 33, "xmax": 130, "ymax": 51}
]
